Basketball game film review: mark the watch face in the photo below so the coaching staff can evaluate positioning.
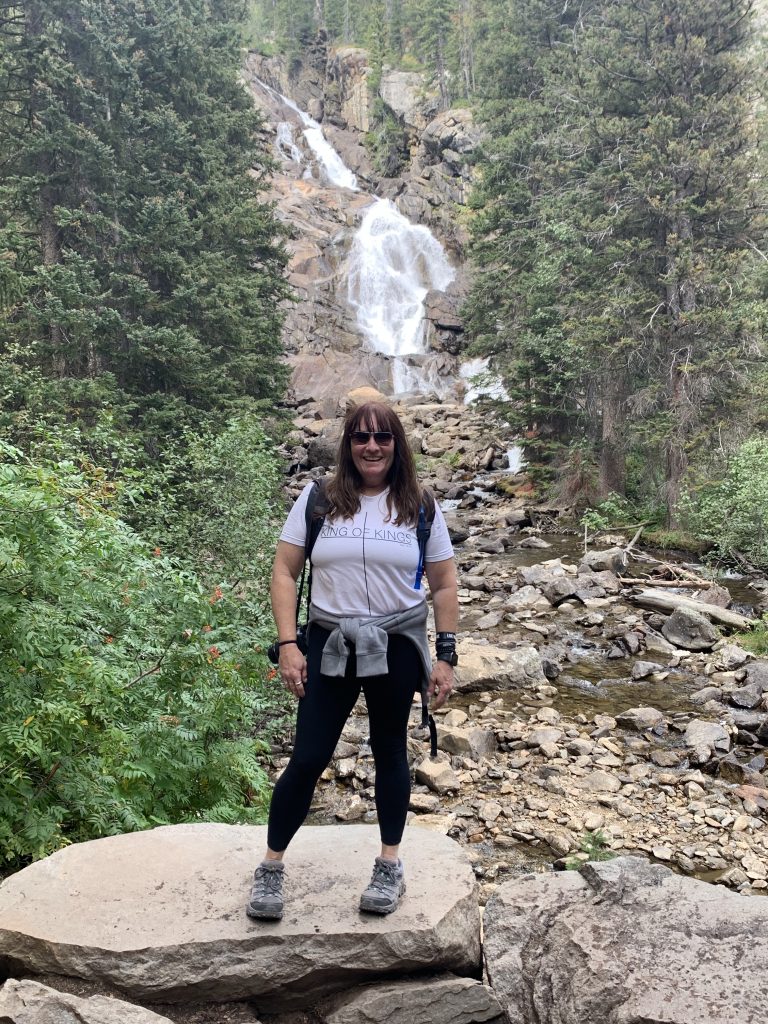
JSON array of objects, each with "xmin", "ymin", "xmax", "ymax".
[{"xmin": 438, "ymin": 651, "xmax": 458, "ymax": 666}]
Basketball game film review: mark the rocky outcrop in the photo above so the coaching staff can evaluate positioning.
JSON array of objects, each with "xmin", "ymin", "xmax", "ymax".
[
  {"xmin": 0, "ymin": 824, "xmax": 480, "ymax": 1007},
  {"xmin": 0, "ymin": 979, "xmax": 174, "ymax": 1024},
  {"xmin": 484, "ymin": 856, "xmax": 768, "ymax": 1024}
]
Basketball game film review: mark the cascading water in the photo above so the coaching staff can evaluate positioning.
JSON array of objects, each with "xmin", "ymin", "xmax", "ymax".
[
  {"xmin": 460, "ymin": 356, "xmax": 509, "ymax": 404},
  {"xmin": 256, "ymin": 78, "xmax": 358, "ymax": 190},
  {"xmin": 255, "ymin": 75, "xmax": 465, "ymax": 397},
  {"xmin": 346, "ymin": 198, "xmax": 455, "ymax": 394}
]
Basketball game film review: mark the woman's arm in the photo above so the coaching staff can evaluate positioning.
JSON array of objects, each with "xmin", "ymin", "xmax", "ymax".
[
  {"xmin": 425, "ymin": 556, "xmax": 459, "ymax": 634},
  {"xmin": 425, "ymin": 556, "xmax": 459, "ymax": 708},
  {"xmin": 270, "ymin": 540, "xmax": 309, "ymax": 697}
]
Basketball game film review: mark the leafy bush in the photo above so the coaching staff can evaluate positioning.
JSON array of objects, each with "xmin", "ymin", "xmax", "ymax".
[
  {"xmin": 681, "ymin": 435, "xmax": 768, "ymax": 568},
  {"xmin": 0, "ymin": 444, "xmax": 286, "ymax": 870}
]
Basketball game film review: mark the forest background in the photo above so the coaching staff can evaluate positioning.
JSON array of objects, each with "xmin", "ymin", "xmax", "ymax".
[{"xmin": 0, "ymin": 0, "xmax": 767, "ymax": 872}]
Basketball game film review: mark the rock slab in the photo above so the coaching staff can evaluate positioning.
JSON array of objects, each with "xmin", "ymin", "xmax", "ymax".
[
  {"xmin": 0, "ymin": 824, "xmax": 480, "ymax": 1007},
  {"xmin": 0, "ymin": 979, "xmax": 174, "ymax": 1024},
  {"xmin": 483, "ymin": 856, "xmax": 768, "ymax": 1024}
]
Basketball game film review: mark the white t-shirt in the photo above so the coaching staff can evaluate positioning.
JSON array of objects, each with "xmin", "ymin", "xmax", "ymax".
[{"xmin": 280, "ymin": 483, "xmax": 455, "ymax": 617}]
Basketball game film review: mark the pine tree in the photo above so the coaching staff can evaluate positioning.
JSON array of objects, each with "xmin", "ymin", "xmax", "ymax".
[
  {"xmin": 467, "ymin": 0, "xmax": 767, "ymax": 517},
  {"xmin": 0, "ymin": 0, "xmax": 290, "ymax": 428}
]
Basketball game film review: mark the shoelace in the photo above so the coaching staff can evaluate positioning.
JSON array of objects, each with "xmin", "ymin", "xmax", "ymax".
[
  {"xmin": 368, "ymin": 861, "xmax": 399, "ymax": 894},
  {"xmin": 255, "ymin": 867, "xmax": 283, "ymax": 896}
]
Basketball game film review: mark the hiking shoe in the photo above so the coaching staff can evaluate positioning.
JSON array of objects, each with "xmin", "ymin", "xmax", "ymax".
[
  {"xmin": 359, "ymin": 857, "xmax": 406, "ymax": 915},
  {"xmin": 246, "ymin": 861, "xmax": 285, "ymax": 920}
]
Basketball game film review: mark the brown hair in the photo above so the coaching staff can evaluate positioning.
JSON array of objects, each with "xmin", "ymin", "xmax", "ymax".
[{"xmin": 324, "ymin": 402, "xmax": 424, "ymax": 526}]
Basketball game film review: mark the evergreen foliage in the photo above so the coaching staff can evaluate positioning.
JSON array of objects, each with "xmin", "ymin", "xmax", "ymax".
[
  {"xmin": 465, "ymin": 0, "xmax": 768, "ymax": 521},
  {"xmin": 0, "ymin": 443, "xmax": 286, "ymax": 870},
  {"xmin": 0, "ymin": 0, "xmax": 290, "ymax": 423}
]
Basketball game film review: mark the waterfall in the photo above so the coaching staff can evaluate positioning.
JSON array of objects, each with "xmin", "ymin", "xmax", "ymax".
[
  {"xmin": 254, "ymin": 75, "xmax": 465, "ymax": 397},
  {"xmin": 275, "ymin": 122, "xmax": 302, "ymax": 164},
  {"xmin": 255, "ymin": 78, "xmax": 358, "ymax": 190},
  {"xmin": 346, "ymin": 198, "xmax": 455, "ymax": 394},
  {"xmin": 460, "ymin": 357, "xmax": 509, "ymax": 404}
]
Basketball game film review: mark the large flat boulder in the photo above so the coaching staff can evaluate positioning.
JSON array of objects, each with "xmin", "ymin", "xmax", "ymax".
[
  {"xmin": 0, "ymin": 824, "xmax": 480, "ymax": 1008},
  {"xmin": 484, "ymin": 856, "xmax": 768, "ymax": 1024}
]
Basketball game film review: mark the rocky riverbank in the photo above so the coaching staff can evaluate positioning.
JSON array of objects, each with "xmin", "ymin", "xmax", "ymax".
[{"xmin": 276, "ymin": 389, "xmax": 768, "ymax": 897}]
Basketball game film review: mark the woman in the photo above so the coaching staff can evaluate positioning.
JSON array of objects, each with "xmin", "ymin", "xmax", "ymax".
[{"xmin": 247, "ymin": 401, "xmax": 459, "ymax": 920}]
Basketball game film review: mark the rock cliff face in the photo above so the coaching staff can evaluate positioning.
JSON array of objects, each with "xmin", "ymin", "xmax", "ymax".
[{"xmin": 244, "ymin": 41, "xmax": 482, "ymax": 410}]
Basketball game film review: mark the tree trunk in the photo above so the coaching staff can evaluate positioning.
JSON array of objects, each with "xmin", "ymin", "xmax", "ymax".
[
  {"xmin": 664, "ymin": 209, "xmax": 695, "ymax": 526},
  {"xmin": 599, "ymin": 383, "xmax": 626, "ymax": 497}
]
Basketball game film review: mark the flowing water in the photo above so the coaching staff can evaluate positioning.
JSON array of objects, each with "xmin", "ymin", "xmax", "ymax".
[
  {"xmin": 346, "ymin": 198, "xmax": 455, "ymax": 393},
  {"xmin": 255, "ymin": 77, "xmax": 491, "ymax": 399}
]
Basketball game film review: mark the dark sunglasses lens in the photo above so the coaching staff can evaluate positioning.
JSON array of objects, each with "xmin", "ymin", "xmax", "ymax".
[{"xmin": 351, "ymin": 431, "xmax": 394, "ymax": 445}]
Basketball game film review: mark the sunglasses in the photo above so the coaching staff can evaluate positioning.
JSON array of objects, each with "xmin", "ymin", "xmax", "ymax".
[{"xmin": 350, "ymin": 430, "xmax": 394, "ymax": 446}]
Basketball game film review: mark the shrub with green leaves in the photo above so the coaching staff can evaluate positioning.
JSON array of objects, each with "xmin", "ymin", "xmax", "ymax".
[
  {"xmin": 0, "ymin": 444, "xmax": 285, "ymax": 870},
  {"xmin": 681, "ymin": 436, "xmax": 768, "ymax": 569}
]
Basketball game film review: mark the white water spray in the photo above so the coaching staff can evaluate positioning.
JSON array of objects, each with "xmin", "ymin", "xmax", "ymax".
[
  {"xmin": 460, "ymin": 356, "xmax": 509, "ymax": 404},
  {"xmin": 347, "ymin": 199, "xmax": 454, "ymax": 390},
  {"xmin": 275, "ymin": 122, "xmax": 302, "ymax": 163},
  {"xmin": 256, "ymin": 78, "xmax": 358, "ymax": 190}
]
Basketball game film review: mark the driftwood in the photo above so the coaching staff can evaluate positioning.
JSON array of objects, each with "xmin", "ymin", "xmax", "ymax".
[
  {"xmin": 618, "ymin": 578, "xmax": 712, "ymax": 589},
  {"xmin": 628, "ymin": 588, "xmax": 757, "ymax": 629}
]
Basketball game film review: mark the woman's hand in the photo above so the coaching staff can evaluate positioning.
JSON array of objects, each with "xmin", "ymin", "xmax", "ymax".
[
  {"xmin": 428, "ymin": 660, "xmax": 454, "ymax": 709},
  {"xmin": 279, "ymin": 644, "xmax": 307, "ymax": 698}
]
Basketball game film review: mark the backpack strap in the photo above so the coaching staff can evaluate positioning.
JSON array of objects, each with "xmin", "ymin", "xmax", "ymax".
[
  {"xmin": 295, "ymin": 479, "xmax": 327, "ymax": 620},
  {"xmin": 413, "ymin": 487, "xmax": 436, "ymax": 591},
  {"xmin": 413, "ymin": 488, "xmax": 438, "ymax": 756},
  {"xmin": 296, "ymin": 477, "xmax": 327, "ymax": 614}
]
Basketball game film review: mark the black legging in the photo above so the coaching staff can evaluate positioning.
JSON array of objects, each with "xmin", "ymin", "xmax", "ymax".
[{"xmin": 267, "ymin": 623, "xmax": 420, "ymax": 851}]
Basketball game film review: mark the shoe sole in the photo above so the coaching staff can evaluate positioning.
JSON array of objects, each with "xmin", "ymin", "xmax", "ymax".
[
  {"xmin": 246, "ymin": 905, "xmax": 284, "ymax": 921},
  {"xmin": 359, "ymin": 882, "xmax": 406, "ymax": 915}
]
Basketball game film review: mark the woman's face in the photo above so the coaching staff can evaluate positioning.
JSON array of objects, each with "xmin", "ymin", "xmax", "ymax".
[{"xmin": 350, "ymin": 416, "xmax": 395, "ymax": 494}]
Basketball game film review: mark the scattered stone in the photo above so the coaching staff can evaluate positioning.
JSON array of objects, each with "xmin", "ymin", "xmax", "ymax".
[
  {"xmin": 615, "ymin": 707, "xmax": 666, "ymax": 733},
  {"xmin": 662, "ymin": 607, "xmax": 720, "ymax": 652},
  {"xmin": 415, "ymin": 757, "xmax": 462, "ymax": 795},
  {"xmin": 631, "ymin": 660, "xmax": 664, "ymax": 680},
  {"xmin": 453, "ymin": 641, "xmax": 546, "ymax": 692},
  {"xmin": 578, "ymin": 548, "xmax": 626, "ymax": 574},
  {"xmin": 572, "ymin": 771, "xmax": 621, "ymax": 794}
]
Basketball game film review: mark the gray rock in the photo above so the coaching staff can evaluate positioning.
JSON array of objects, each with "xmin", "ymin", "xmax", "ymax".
[
  {"xmin": 0, "ymin": 979, "xmax": 175, "ymax": 1024},
  {"xmin": 572, "ymin": 770, "xmax": 621, "ymax": 794},
  {"xmin": 319, "ymin": 974, "xmax": 506, "ymax": 1024},
  {"xmin": 683, "ymin": 719, "xmax": 731, "ymax": 755},
  {"xmin": 540, "ymin": 576, "xmax": 580, "ymax": 606},
  {"xmin": 414, "ymin": 756, "xmax": 462, "ymax": 795},
  {"xmin": 527, "ymin": 727, "xmax": 564, "ymax": 748},
  {"xmin": 453, "ymin": 640, "xmax": 546, "ymax": 692},
  {"xmin": 577, "ymin": 547, "xmax": 626, "ymax": 573},
  {"xmin": 483, "ymin": 856, "xmax": 768, "ymax": 1024},
  {"xmin": 713, "ymin": 644, "xmax": 750, "ymax": 671},
  {"xmin": 516, "ymin": 563, "xmax": 567, "ymax": 588},
  {"xmin": 437, "ymin": 724, "xmax": 497, "ymax": 761},
  {"xmin": 631, "ymin": 660, "xmax": 663, "ymax": 680},
  {"xmin": 730, "ymin": 683, "xmax": 764, "ymax": 709},
  {"xmin": 738, "ymin": 659, "xmax": 768, "ymax": 694},
  {"xmin": 662, "ymin": 607, "xmax": 720, "ymax": 651},
  {"xmin": 0, "ymin": 824, "xmax": 479, "ymax": 1006},
  {"xmin": 615, "ymin": 707, "xmax": 666, "ymax": 733}
]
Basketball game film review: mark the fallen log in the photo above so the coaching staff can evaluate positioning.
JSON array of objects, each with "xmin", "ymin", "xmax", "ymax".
[
  {"xmin": 618, "ymin": 578, "xmax": 711, "ymax": 589},
  {"xmin": 628, "ymin": 588, "xmax": 757, "ymax": 629}
]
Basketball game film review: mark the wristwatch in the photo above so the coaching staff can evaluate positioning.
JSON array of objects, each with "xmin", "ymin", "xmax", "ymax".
[{"xmin": 436, "ymin": 650, "xmax": 458, "ymax": 667}]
